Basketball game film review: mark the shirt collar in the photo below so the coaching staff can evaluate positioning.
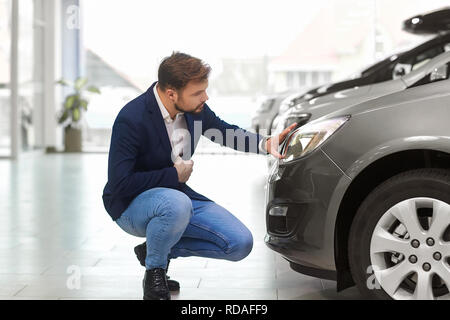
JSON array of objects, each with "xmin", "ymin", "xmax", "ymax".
[{"xmin": 154, "ymin": 83, "xmax": 184, "ymax": 123}]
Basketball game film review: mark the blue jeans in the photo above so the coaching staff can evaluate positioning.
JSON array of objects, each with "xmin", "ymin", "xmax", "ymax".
[{"xmin": 115, "ymin": 187, "xmax": 253, "ymax": 270}]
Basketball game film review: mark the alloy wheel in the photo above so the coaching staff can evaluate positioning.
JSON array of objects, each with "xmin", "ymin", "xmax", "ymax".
[{"xmin": 370, "ymin": 197, "xmax": 450, "ymax": 300}]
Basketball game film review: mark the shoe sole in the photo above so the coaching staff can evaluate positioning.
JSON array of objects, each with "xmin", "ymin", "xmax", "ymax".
[{"xmin": 142, "ymin": 280, "xmax": 171, "ymax": 300}]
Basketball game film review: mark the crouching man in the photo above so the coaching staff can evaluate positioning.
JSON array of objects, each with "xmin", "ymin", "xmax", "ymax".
[{"xmin": 102, "ymin": 52, "xmax": 297, "ymax": 300}]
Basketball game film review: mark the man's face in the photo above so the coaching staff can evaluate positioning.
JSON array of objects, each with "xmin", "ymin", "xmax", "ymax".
[{"xmin": 174, "ymin": 80, "xmax": 209, "ymax": 114}]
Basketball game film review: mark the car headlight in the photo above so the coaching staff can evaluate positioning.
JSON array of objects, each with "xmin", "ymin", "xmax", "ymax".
[{"xmin": 281, "ymin": 116, "xmax": 350, "ymax": 163}]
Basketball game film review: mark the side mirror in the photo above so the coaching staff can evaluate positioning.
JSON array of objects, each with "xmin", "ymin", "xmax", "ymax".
[
  {"xmin": 430, "ymin": 64, "xmax": 449, "ymax": 82},
  {"xmin": 393, "ymin": 63, "xmax": 412, "ymax": 79}
]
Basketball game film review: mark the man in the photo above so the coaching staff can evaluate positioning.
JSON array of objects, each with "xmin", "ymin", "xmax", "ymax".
[{"xmin": 102, "ymin": 52, "xmax": 297, "ymax": 300}]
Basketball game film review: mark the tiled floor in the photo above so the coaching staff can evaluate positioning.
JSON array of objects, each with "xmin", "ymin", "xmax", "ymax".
[{"xmin": 0, "ymin": 150, "xmax": 363, "ymax": 300}]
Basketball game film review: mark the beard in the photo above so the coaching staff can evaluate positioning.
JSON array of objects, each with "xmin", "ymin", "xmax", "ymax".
[{"xmin": 175, "ymin": 101, "xmax": 205, "ymax": 114}]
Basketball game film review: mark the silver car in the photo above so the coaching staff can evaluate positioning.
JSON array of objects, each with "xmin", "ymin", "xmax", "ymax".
[
  {"xmin": 267, "ymin": 50, "xmax": 450, "ymax": 170},
  {"xmin": 265, "ymin": 56, "xmax": 450, "ymax": 300},
  {"xmin": 276, "ymin": 49, "xmax": 450, "ymax": 135},
  {"xmin": 251, "ymin": 91, "xmax": 296, "ymax": 135}
]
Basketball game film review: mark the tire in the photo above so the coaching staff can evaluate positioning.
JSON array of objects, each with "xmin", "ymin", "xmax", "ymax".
[{"xmin": 348, "ymin": 169, "xmax": 450, "ymax": 300}]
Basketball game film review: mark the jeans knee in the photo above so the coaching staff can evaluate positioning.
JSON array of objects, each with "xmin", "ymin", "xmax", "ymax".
[
  {"xmin": 161, "ymin": 191, "xmax": 193, "ymax": 227},
  {"xmin": 227, "ymin": 231, "xmax": 253, "ymax": 262}
]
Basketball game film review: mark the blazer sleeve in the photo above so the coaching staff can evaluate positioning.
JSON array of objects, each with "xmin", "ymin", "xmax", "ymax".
[
  {"xmin": 202, "ymin": 105, "xmax": 265, "ymax": 154},
  {"xmin": 107, "ymin": 118, "xmax": 179, "ymax": 199}
]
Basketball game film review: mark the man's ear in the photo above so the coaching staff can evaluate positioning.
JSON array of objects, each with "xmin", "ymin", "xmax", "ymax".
[{"xmin": 166, "ymin": 88, "xmax": 178, "ymax": 102}]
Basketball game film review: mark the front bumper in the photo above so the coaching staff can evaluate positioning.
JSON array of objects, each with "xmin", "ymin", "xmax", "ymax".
[{"xmin": 265, "ymin": 148, "xmax": 347, "ymax": 279}]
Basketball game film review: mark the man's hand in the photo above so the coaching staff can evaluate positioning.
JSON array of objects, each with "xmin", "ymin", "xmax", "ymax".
[
  {"xmin": 265, "ymin": 123, "xmax": 298, "ymax": 159},
  {"xmin": 174, "ymin": 157, "xmax": 194, "ymax": 183}
]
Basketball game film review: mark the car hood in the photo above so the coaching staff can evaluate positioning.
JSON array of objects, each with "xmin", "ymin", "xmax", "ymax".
[
  {"xmin": 317, "ymin": 78, "xmax": 450, "ymax": 123},
  {"xmin": 289, "ymin": 79, "xmax": 406, "ymax": 121},
  {"xmin": 288, "ymin": 50, "xmax": 450, "ymax": 122},
  {"xmin": 403, "ymin": 7, "xmax": 450, "ymax": 35}
]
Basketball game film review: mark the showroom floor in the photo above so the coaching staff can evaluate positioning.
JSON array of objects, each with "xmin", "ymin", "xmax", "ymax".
[{"xmin": 0, "ymin": 151, "xmax": 363, "ymax": 300}]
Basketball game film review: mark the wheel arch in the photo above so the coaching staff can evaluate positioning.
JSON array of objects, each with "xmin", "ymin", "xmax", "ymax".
[{"xmin": 334, "ymin": 149, "xmax": 450, "ymax": 291}]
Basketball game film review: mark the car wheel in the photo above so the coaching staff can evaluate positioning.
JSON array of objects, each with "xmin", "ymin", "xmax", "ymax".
[{"xmin": 348, "ymin": 169, "xmax": 450, "ymax": 300}]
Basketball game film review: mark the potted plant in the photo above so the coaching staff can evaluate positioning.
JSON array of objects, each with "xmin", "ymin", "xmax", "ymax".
[{"xmin": 56, "ymin": 77, "xmax": 100, "ymax": 152}]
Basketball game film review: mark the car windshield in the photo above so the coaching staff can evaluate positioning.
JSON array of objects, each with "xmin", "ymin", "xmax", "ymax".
[
  {"xmin": 346, "ymin": 35, "xmax": 439, "ymax": 80},
  {"xmin": 360, "ymin": 54, "xmax": 403, "ymax": 77},
  {"xmin": 343, "ymin": 52, "xmax": 404, "ymax": 80},
  {"xmin": 258, "ymin": 99, "xmax": 274, "ymax": 112}
]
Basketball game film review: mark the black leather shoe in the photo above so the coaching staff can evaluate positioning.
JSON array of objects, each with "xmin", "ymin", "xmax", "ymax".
[
  {"xmin": 134, "ymin": 242, "xmax": 147, "ymax": 267},
  {"xmin": 134, "ymin": 242, "xmax": 180, "ymax": 292},
  {"xmin": 143, "ymin": 268, "xmax": 171, "ymax": 300}
]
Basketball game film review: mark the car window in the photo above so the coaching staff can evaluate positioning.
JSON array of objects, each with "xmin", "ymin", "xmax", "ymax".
[
  {"xmin": 409, "ymin": 62, "xmax": 450, "ymax": 88},
  {"xmin": 393, "ymin": 46, "xmax": 445, "ymax": 79},
  {"xmin": 412, "ymin": 59, "xmax": 430, "ymax": 71},
  {"xmin": 414, "ymin": 46, "xmax": 444, "ymax": 67},
  {"xmin": 359, "ymin": 53, "xmax": 400, "ymax": 78}
]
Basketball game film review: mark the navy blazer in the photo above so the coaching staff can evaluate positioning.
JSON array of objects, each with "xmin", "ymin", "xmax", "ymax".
[{"xmin": 102, "ymin": 82, "xmax": 265, "ymax": 221}]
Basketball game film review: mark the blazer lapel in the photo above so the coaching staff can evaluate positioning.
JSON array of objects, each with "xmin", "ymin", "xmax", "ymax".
[
  {"xmin": 184, "ymin": 113, "xmax": 196, "ymax": 158},
  {"xmin": 145, "ymin": 83, "xmax": 173, "ymax": 159}
]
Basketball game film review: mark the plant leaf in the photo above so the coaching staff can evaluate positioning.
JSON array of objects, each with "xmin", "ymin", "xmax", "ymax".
[
  {"xmin": 74, "ymin": 77, "xmax": 88, "ymax": 91},
  {"xmin": 64, "ymin": 95, "xmax": 76, "ymax": 110},
  {"xmin": 80, "ymin": 99, "xmax": 88, "ymax": 111},
  {"xmin": 58, "ymin": 110, "xmax": 69, "ymax": 124},
  {"xmin": 86, "ymin": 86, "xmax": 101, "ymax": 94},
  {"xmin": 72, "ymin": 108, "xmax": 80, "ymax": 122},
  {"xmin": 72, "ymin": 96, "xmax": 81, "ymax": 110},
  {"xmin": 56, "ymin": 79, "xmax": 72, "ymax": 87}
]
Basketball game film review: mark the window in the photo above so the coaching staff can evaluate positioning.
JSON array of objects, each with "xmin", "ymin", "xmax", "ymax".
[
  {"xmin": 298, "ymin": 72, "xmax": 306, "ymax": 87},
  {"xmin": 287, "ymin": 72, "xmax": 294, "ymax": 88},
  {"xmin": 311, "ymin": 72, "xmax": 319, "ymax": 86},
  {"xmin": 0, "ymin": 0, "xmax": 45, "ymax": 157},
  {"xmin": 18, "ymin": 0, "xmax": 39, "ymax": 151},
  {"xmin": 0, "ymin": 0, "xmax": 11, "ymax": 156}
]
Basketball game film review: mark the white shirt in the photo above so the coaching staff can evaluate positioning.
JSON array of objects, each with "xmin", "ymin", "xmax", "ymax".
[
  {"xmin": 154, "ymin": 83, "xmax": 268, "ymax": 159},
  {"xmin": 154, "ymin": 84, "xmax": 190, "ymax": 161}
]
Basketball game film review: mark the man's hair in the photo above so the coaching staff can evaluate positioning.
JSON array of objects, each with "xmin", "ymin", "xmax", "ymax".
[{"xmin": 158, "ymin": 52, "xmax": 211, "ymax": 91}]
